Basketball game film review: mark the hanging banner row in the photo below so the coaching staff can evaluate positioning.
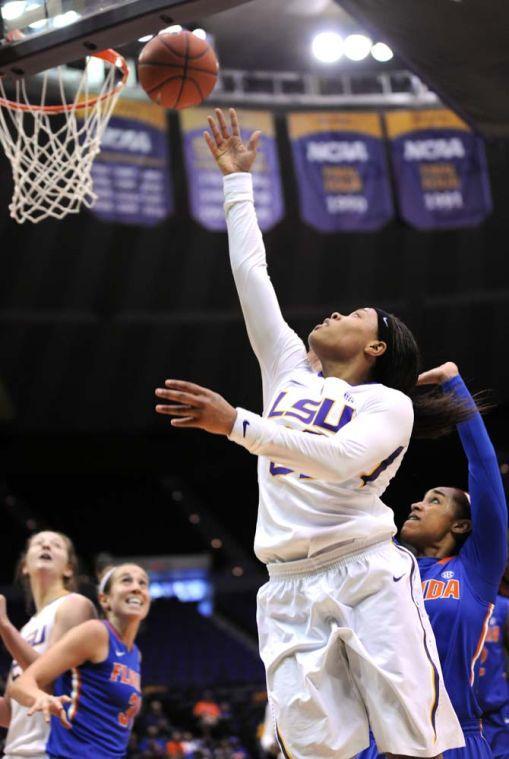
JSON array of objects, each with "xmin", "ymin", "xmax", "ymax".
[{"xmin": 89, "ymin": 102, "xmax": 492, "ymax": 232}]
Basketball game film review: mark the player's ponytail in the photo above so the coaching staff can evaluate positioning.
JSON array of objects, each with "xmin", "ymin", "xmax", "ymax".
[{"xmin": 371, "ymin": 313, "xmax": 486, "ymax": 438}]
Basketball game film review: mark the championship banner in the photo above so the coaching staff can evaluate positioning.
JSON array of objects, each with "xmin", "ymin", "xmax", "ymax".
[
  {"xmin": 287, "ymin": 112, "xmax": 393, "ymax": 232},
  {"xmin": 385, "ymin": 109, "xmax": 492, "ymax": 230},
  {"xmin": 89, "ymin": 99, "xmax": 173, "ymax": 226},
  {"xmin": 180, "ymin": 108, "xmax": 284, "ymax": 232}
]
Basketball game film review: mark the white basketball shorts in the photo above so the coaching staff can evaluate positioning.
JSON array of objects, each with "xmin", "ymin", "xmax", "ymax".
[{"xmin": 257, "ymin": 539, "xmax": 465, "ymax": 759}]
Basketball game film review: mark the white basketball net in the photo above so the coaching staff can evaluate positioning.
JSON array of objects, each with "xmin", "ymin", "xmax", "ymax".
[{"xmin": 0, "ymin": 50, "xmax": 128, "ymax": 224}]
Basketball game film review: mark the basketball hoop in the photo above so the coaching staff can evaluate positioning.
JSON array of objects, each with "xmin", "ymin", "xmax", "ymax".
[{"xmin": 0, "ymin": 49, "xmax": 129, "ymax": 224}]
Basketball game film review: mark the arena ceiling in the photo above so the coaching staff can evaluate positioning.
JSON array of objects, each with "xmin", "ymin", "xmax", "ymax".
[{"xmin": 204, "ymin": 0, "xmax": 509, "ymax": 136}]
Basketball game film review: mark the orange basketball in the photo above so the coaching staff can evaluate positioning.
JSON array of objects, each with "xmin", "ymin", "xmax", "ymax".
[{"xmin": 138, "ymin": 30, "xmax": 219, "ymax": 110}]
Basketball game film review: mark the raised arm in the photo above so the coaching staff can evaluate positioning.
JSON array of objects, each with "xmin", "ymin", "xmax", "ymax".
[
  {"xmin": 448, "ymin": 374, "xmax": 507, "ymax": 595},
  {"xmin": 0, "ymin": 593, "xmax": 96, "ymax": 671},
  {"xmin": 204, "ymin": 109, "xmax": 307, "ymax": 388},
  {"xmin": 420, "ymin": 363, "xmax": 508, "ymax": 598}
]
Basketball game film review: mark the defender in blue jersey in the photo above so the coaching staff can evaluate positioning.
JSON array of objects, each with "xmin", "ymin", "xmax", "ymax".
[
  {"xmin": 359, "ymin": 362, "xmax": 507, "ymax": 759},
  {"xmin": 11, "ymin": 563, "xmax": 150, "ymax": 759},
  {"xmin": 475, "ymin": 591, "xmax": 509, "ymax": 758}
]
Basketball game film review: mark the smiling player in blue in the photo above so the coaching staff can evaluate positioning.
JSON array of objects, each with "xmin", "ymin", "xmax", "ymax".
[
  {"xmin": 475, "ymin": 573, "xmax": 509, "ymax": 758},
  {"xmin": 10, "ymin": 563, "xmax": 150, "ymax": 759},
  {"xmin": 359, "ymin": 361, "xmax": 507, "ymax": 759}
]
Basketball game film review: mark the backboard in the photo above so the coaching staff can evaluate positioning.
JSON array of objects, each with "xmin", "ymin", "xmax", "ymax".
[{"xmin": 0, "ymin": 0, "xmax": 251, "ymax": 76}]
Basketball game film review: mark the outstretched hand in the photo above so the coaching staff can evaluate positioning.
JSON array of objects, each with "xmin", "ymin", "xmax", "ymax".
[
  {"xmin": 28, "ymin": 692, "xmax": 71, "ymax": 728},
  {"xmin": 204, "ymin": 108, "xmax": 261, "ymax": 175},
  {"xmin": 417, "ymin": 361, "xmax": 459, "ymax": 386},
  {"xmin": 155, "ymin": 380, "xmax": 237, "ymax": 436}
]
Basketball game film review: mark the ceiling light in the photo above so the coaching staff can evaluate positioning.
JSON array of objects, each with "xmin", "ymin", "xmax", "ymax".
[
  {"xmin": 28, "ymin": 18, "xmax": 46, "ymax": 29},
  {"xmin": 160, "ymin": 24, "xmax": 182, "ymax": 35},
  {"xmin": 52, "ymin": 10, "xmax": 80, "ymax": 28},
  {"xmin": 192, "ymin": 28, "xmax": 207, "ymax": 40},
  {"xmin": 2, "ymin": 1, "xmax": 26, "ymax": 21},
  {"xmin": 344, "ymin": 34, "xmax": 372, "ymax": 61},
  {"xmin": 371, "ymin": 42, "xmax": 394, "ymax": 62},
  {"xmin": 311, "ymin": 31, "xmax": 343, "ymax": 64},
  {"xmin": 138, "ymin": 34, "xmax": 153, "ymax": 42}
]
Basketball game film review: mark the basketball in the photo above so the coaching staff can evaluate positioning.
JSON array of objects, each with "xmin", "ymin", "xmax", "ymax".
[{"xmin": 138, "ymin": 30, "xmax": 219, "ymax": 110}]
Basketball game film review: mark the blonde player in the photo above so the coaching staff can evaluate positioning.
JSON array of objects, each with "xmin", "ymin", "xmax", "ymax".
[
  {"xmin": 0, "ymin": 531, "xmax": 96, "ymax": 759},
  {"xmin": 155, "ymin": 108, "xmax": 479, "ymax": 758}
]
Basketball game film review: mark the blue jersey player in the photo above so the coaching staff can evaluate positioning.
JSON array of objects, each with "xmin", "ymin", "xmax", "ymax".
[
  {"xmin": 359, "ymin": 362, "xmax": 507, "ymax": 759},
  {"xmin": 11, "ymin": 563, "xmax": 150, "ymax": 759},
  {"xmin": 475, "ymin": 588, "xmax": 509, "ymax": 758}
]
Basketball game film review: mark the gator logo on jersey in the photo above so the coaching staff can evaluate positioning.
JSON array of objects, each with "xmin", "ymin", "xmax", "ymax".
[
  {"xmin": 110, "ymin": 662, "xmax": 141, "ymax": 691},
  {"xmin": 441, "ymin": 571, "xmax": 454, "ymax": 579},
  {"xmin": 422, "ymin": 578, "xmax": 460, "ymax": 600}
]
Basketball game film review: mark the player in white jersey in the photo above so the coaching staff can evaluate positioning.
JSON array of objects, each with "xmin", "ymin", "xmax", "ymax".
[
  {"xmin": 0, "ymin": 531, "xmax": 96, "ymax": 758},
  {"xmin": 155, "ymin": 109, "xmax": 479, "ymax": 759}
]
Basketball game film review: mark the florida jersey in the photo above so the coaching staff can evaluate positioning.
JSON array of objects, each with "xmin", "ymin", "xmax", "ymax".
[
  {"xmin": 223, "ymin": 172, "xmax": 413, "ymax": 564},
  {"xmin": 476, "ymin": 594, "xmax": 509, "ymax": 713},
  {"xmin": 48, "ymin": 621, "xmax": 141, "ymax": 759}
]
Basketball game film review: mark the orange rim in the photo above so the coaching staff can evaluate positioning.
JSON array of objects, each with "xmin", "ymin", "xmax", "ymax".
[{"xmin": 0, "ymin": 49, "xmax": 128, "ymax": 113}]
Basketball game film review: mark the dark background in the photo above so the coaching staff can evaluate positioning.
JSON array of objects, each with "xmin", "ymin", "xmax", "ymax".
[{"xmin": 0, "ymin": 105, "xmax": 508, "ymax": 584}]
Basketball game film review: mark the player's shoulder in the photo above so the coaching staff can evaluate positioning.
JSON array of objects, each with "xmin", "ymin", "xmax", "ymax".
[
  {"xmin": 55, "ymin": 593, "xmax": 97, "ymax": 622},
  {"xmin": 74, "ymin": 618, "xmax": 109, "ymax": 643},
  {"xmin": 358, "ymin": 382, "xmax": 413, "ymax": 414}
]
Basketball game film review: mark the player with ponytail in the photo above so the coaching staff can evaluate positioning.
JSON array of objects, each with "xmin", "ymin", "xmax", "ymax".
[{"xmin": 154, "ymin": 109, "xmax": 484, "ymax": 758}]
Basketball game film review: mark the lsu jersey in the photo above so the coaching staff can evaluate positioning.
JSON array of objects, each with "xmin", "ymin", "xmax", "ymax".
[
  {"xmin": 4, "ymin": 593, "xmax": 72, "ymax": 758},
  {"xmin": 224, "ymin": 172, "xmax": 413, "ymax": 564},
  {"xmin": 48, "ymin": 621, "xmax": 141, "ymax": 759}
]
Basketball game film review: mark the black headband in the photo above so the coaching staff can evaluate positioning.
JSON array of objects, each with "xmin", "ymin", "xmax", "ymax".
[{"xmin": 374, "ymin": 307, "xmax": 392, "ymax": 347}]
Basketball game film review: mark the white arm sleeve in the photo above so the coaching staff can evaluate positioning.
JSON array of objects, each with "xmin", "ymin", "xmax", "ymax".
[
  {"xmin": 228, "ymin": 392, "xmax": 413, "ymax": 484},
  {"xmin": 224, "ymin": 172, "xmax": 307, "ymax": 385}
]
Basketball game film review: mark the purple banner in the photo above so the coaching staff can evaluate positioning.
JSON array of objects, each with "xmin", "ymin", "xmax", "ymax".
[
  {"xmin": 89, "ymin": 100, "xmax": 173, "ymax": 226},
  {"xmin": 386, "ymin": 109, "xmax": 492, "ymax": 230},
  {"xmin": 180, "ymin": 108, "xmax": 284, "ymax": 232},
  {"xmin": 288, "ymin": 112, "xmax": 393, "ymax": 233}
]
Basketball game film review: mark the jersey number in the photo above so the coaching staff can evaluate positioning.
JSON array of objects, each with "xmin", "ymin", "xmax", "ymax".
[{"xmin": 118, "ymin": 693, "xmax": 141, "ymax": 728}]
